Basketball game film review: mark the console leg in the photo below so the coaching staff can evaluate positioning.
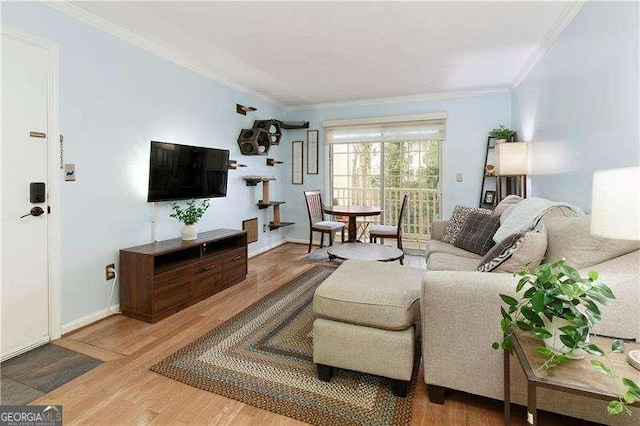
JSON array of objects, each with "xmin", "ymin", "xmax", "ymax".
[
  {"xmin": 391, "ymin": 379, "xmax": 409, "ymax": 397},
  {"xmin": 316, "ymin": 364, "xmax": 333, "ymax": 382},
  {"xmin": 428, "ymin": 384, "xmax": 446, "ymax": 404}
]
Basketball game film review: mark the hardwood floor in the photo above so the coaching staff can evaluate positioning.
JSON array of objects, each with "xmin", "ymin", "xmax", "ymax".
[{"xmin": 32, "ymin": 243, "xmax": 563, "ymax": 425}]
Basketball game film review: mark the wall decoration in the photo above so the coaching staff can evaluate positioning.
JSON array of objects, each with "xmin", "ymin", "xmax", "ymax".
[
  {"xmin": 307, "ymin": 130, "xmax": 319, "ymax": 174},
  {"xmin": 242, "ymin": 218, "xmax": 259, "ymax": 243},
  {"xmin": 292, "ymin": 141, "xmax": 304, "ymax": 185},
  {"xmin": 483, "ymin": 190, "xmax": 497, "ymax": 205}
]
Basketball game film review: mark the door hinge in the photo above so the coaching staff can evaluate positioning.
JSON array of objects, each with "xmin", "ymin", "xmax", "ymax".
[
  {"xmin": 59, "ymin": 135, "xmax": 64, "ymax": 169},
  {"xmin": 47, "ymin": 206, "xmax": 51, "ymax": 214}
]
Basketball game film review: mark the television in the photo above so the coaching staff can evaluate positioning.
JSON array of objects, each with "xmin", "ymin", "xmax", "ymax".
[{"xmin": 147, "ymin": 141, "xmax": 229, "ymax": 202}]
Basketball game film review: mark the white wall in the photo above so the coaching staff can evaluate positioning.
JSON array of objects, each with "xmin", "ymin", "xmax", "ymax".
[
  {"xmin": 2, "ymin": 2, "xmax": 291, "ymax": 326},
  {"xmin": 284, "ymin": 92, "xmax": 511, "ymax": 242},
  {"xmin": 511, "ymin": 1, "xmax": 639, "ymax": 210}
]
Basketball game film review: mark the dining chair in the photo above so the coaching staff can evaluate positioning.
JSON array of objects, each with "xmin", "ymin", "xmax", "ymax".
[
  {"xmin": 369, "ymin": 193, "xmax": 409, "ymax": 263},
  {"xmin": 304, "ymin": 190, "xmax": 345, "ymax": 253}
]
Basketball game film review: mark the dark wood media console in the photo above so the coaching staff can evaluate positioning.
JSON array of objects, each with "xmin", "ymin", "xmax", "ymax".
[{"xmin": 119, "ymin": 229, "xmax": 248, "ymax": 323}]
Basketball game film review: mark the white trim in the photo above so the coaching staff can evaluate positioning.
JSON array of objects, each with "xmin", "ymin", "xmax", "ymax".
[
  {"xmin": 286, "ymin": 238, "xmax": 310, "ymax": 245},
  {"xmin": 289, "ymin": 87, "xmax": 510, "ymax": 111},
  {"xmin": 248, "ymin": 239, "xmax": 288, "ymax": 258},
  {"xmin": 1, "ymin": 27, "xmax": 62, "ymax": 341},
  {"xmin": 61, "ymin": 305, "xmax": 120, "ymax": 335},
  {"xmin": 323, "ymin": 112, "xmax": 447, "ymax": 128},
  {"xmin": 44, "ymin": 1, "xmax": 286, "ymax": 109},
  {"xmin": 510, "ymin": 0, "xmax": 585, "ymax": 89},
  {"xmin": 0, "ymin": 337, "xmax": 51, "ymax": 362}
]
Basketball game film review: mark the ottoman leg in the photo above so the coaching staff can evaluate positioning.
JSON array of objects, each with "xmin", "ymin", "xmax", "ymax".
[
  {"xmin": 391, "ymin": 379, "xmax": 409, "ymax": 397},
  {"xmin": 316, "ymin": 364, "xmax": 333, "ymax": 382},
  {"xmin": 428, "ymin": 384, "xmax": 446, "ymax": 404}
]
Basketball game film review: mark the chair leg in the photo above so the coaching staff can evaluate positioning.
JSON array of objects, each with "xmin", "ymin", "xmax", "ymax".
[
  {"xmin": 329, "ymin": 231, "xmax": 334, "ymax": 247},
  {"xmin": 316, "ymin": 364, "xmax": 333, "ymax": 382},
  {"xmin": 308, "ymin": 230, "xmax": 313, "ymax": 253},
  {"xmin": 320, "ymin": 233, "xmax": 325, "ymax": 248},
  {"xmin": 398, "ymin": 235, "xmax": 403, "ymax": 250},
  {"xmin": 370, "ymin": 235, "xmax": 373, "ymax": 243},
  {"xmin": 341, "ymin": 228, "xmax": 345, "ymax": 243}
]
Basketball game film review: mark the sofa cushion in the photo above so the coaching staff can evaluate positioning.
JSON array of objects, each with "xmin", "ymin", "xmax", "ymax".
[
  {"xmin": 425, "ymin": 240, "xmax": 482, "ymax": 260},
  {"xmin": 454, "ymin": 212, "xmax": 501, "ymax": 255},
  {"xmin": 492, "ymin": 194, "xmax": 522, "ymax": 216},
  {"xmin": 313, "ymin": 259, "xmax": 424, "ymax": 330},
  {"xmin": 441, "ymin": 205, "xmax": 492, "ymax": 244},
  {"xmin": 427, "ymin": 253, "xmax": 480, "ymax": 271},
  {"xmin": 477, "ymin": 227, "xmax": 547, "ymax": 273},
  {"xmin": 544, "ymin": 215, "xmax": 640, "ymax": 269}
]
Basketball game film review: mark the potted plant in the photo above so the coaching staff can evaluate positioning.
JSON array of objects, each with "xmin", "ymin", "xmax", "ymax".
[
  {"xmin": 494, "ymin": 259, "xmax": 640, "ymax": 416},
  {"xmin": 170, "ymin": 198, "xmax": 210, "ymax": 241},
  {"xmin": 488, "ymin": 125, "xmax": 516, "ymax": 142}
]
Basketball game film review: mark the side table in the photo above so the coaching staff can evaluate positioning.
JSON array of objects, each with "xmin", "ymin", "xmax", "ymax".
[{"xmin": 504, "ymin": 330, "xmax": 640, "ymax": 425}]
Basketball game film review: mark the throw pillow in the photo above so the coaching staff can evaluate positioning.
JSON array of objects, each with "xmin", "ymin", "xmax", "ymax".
[
  {"xmin": 441, "ymin": 205, "xmax": 492, "ymax": 244},
  {"xmin": 492, "ymin": 195, "xmax": 522, "ymax": 217},
  {"xmin": 477, "ymin": 226, "xmax": 548, "ymax": 273},
  {"xmin": 453, "ymin": 212, "xmax": 501, "ymax": 255}
]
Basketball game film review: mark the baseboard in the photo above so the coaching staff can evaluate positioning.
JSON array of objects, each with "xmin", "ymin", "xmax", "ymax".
[
  {"xmin": 248, "ymin": 239, "xmax": 288, "ymax": 258},
  {"xmin": 61, "ymin": 304, "xmax": 120, "ymax": 335},
  {"xmin": 286, "ymin": 238, "xmax": 310, "ymax": 245}
]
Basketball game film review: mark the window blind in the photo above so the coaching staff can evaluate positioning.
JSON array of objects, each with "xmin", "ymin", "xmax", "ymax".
[{"xmin": 324, "ymin": 118, "xmax": 446, "ymax": 144}]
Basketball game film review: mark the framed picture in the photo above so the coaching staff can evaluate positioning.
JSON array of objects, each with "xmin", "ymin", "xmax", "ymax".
[
  {"xmin": 292, "ymin": 141, "xmax": 303, "ymax": 184},
  {"xmin": 483, "ymin": 190, "xmax": 497, "ymax": 205},
  {"xmin": 307, "ymin": 130, "xmax": 319, "ymax": 174}
]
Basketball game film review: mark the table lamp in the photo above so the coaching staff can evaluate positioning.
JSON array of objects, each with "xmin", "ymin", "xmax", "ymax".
[
  {"xmin": 495, "ymin": 142, "xmax": 529, "ymax": 199},
  {"xmin": 590, "ymin": 166, "xmax": 640, "ymax": 371}
]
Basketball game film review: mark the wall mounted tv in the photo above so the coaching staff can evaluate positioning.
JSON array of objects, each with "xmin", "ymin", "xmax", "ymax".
[{"xmin": 147, "ymin": 141, "xmax": 229, "ymax": 202}]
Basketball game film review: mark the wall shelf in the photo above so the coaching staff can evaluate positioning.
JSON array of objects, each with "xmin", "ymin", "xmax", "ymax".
[
  {"xmin": 257, "ymin": 200, "xmax": 286, "ymax": 209},
  {"xmin": 269, "ymin": 222, "xmax": 294, "ymax": 230}
]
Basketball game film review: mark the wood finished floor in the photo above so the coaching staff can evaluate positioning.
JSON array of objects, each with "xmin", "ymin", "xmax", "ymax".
[{"xmin": 32, "ymin": 243, "xmax": 582, "ymax": 425}]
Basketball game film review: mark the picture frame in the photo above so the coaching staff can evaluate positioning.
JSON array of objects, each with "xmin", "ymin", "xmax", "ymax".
[
  {"xmin": 307, "ymin": 130, "xmax": 319, "ymax": 174},
  {"xmin": 292, "ymin": 141, "xmax": 303, "ymax": 185},
  {"xmin": 483, "ymin": 190, "xmax": 497, "ymax": 205}
]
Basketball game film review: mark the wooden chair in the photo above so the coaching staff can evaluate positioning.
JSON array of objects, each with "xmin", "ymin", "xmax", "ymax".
[
  {"xmin": 369, "ymin": 193, "xmax": 409, "ymax": 264},
  {"xmin": 304, "ymin": 190, "xmax": 345, "ymax": 253}
]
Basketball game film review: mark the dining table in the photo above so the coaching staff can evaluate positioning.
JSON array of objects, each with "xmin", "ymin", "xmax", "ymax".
[{"xmin": 322, "ymin": 205, "xmax": 383, "ymax": 242}]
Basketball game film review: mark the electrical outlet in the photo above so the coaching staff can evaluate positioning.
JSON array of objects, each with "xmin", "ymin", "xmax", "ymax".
[
  {"xmin": 263, "ymin": 224, "xmax": 267, "ymax": 233},
  {"xmin": 105, "ymin": 263, "xmax": 116, "ymax": 280},
  {"xmin": 456, "ymin": 173, "xmax": 463, "ymax": 182}
]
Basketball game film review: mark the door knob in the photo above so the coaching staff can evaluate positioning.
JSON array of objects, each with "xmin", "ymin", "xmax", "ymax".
[{"xmin": 20, "ymin": 206, "xmax": 45, "ymax": 218}]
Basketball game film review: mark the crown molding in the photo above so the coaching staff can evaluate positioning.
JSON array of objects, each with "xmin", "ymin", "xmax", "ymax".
[
  {"xmin": 510, "ymin": 0, "xmax": 586, "ymax": 90},
  {"xmin": 286, "ymin": 87, "xmax": 511, "ymax": 111},
  {"xmin": 43, "ymin": 1, "xmax": 287, "ymax": 109}
]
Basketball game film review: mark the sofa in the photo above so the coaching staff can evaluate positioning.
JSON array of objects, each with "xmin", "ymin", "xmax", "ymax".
[{"xmin": 421, "ymin": 198, "xmax": 640, "ymax": 424}]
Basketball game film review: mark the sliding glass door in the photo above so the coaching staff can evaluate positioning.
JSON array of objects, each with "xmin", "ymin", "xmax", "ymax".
[{"xmin": 330, "ymin": 139, "xmax": 440, "ymax": 250}]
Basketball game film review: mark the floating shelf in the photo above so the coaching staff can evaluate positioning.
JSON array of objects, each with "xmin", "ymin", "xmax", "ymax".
[
  {"xmin": 243, "ymin": 175, "xmax": 276, "ymax": 187},
  {"xmin": 269, "ymin": 222, "xmax": 294, "ymax": 230},
  {"xmin": 257, "ymin": 200, "xmax": 286, "ymax": 209}
]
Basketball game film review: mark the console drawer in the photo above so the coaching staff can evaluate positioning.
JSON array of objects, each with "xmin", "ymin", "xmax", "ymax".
[
  {"xmin": 154, "ymin": 266, "xmax": 192, "ymax": 293},
  {"xmin": 223, "ymin": 264, "xmax": 246, "ymax": 286},
  {"xmin": 222, "ymin": 248, "xmax": 246, "ymax": 271},
  {"xmin": 194, "ymin": 257, "xmax": 221, "ymax": 279},
  {"xmin": 154, "ymin": 282, "xmax": 191, "ymax": 312}
]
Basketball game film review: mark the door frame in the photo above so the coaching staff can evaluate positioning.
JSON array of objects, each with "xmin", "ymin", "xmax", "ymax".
[{"xmin": 1, "ymin": 26, "xmax": 62, "ymax": 356}]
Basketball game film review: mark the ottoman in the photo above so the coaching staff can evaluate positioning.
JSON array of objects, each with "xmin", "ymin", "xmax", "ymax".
[{"xmin": 312, "ymin": 259, "xmax": 424, "ymax": 396}]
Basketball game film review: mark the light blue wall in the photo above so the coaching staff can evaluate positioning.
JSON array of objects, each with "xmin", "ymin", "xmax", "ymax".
[
  {"xmin": 2, "ymin": 2, "xmax": 290, "ymax": 325},
  {"xmin": 511, "ymin": 1, "xmax": 639, "ymax": 210},
  {"xmin": 284, "ymin": 92, "xmax": 511, "ymax": 242}
]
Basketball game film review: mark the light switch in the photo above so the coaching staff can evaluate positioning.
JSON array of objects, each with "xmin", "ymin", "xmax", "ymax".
[{"xmin": 455, "ymin": 173, "xmax": 463, "ymax": 182}]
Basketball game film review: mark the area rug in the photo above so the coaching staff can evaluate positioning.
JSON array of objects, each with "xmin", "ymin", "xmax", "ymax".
[{"xmin": 151, "ymin": 265, "xmax": 418, "ymax": 425}]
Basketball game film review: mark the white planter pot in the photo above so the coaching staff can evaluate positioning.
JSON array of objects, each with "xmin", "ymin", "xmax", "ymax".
[
  {"xmin": 495, "ymin": 139, "xmax": 507, "ymax": 144},
  {"xmin": 542, "ymin": 317, "xmax": 588, "ymax": 359},
  {"xmin": 181, "ymin": 224, "xmax": 198, "ymax": 241}
]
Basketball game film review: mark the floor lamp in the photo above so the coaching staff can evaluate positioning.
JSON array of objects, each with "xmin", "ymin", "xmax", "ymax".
[{"xmin": 495, "ymin": 142, "xmax": 529, "ymax": 200}]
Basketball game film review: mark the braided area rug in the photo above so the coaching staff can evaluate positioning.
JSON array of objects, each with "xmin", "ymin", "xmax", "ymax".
[{"xmin": 151, "ymin": 265, "xmax": 418, "ymax": 425}]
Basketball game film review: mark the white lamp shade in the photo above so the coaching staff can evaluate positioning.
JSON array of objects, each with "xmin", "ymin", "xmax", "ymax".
[
  {"xmin": 591, "ymin": 166, "xmax": 640, "ymax": 240},
  {"xmin": 495, "ymin": 142, "xmax": 529, "ymax": 175}
]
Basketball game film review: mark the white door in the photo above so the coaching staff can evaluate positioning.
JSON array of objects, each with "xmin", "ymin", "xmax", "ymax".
[{"xmin": 1, "ymin": 32, "xmax": 52, "ymax": 359}]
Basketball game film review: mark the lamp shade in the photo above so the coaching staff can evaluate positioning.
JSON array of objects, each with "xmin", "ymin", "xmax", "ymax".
[
  {"xmin": 495, "ymin": 142, "xmax": 528, "ymax": 175},
  {"xmin": 591, "ymin": 166, "xmax": 640, "ymax": 240}
]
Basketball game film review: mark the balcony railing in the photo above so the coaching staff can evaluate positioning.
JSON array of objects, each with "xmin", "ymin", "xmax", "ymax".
[{"xmin": 331, "ymin": 187, "xmax": 440, "ymax": 250}]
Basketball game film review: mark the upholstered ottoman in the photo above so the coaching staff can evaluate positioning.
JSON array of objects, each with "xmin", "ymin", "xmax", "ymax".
[{"xmin": 312, "ymin": 259, "xmax": 424, "ymax": 396}]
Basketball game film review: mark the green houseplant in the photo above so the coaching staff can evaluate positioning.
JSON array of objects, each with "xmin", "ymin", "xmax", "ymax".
[
  {"xmin": 170, "ymin": 198, "xmax": 210, "ymax": 241},
  {"xmin": 494, "ymin": 259, "xmax": 640, "ymax": 416},
  {"xmin": 488, "ymin": 125, "xmax": 516, "ymax": 141}
]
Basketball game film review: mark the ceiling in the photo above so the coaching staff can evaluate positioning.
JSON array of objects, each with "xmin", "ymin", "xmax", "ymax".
[{"xmin": 68, "ymin": 1, "xmax": 574, "ymax": 108}]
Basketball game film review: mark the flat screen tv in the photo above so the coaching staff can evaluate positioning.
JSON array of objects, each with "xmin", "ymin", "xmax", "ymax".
[{"xmin": 147, "ymin": 141, "xmax": 229, "ymax": 202}]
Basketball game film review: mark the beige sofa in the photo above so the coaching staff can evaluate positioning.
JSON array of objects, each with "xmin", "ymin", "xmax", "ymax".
[{"xmin": 421, "ymin": 209, "xmax": 640, "ymax": 424}]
